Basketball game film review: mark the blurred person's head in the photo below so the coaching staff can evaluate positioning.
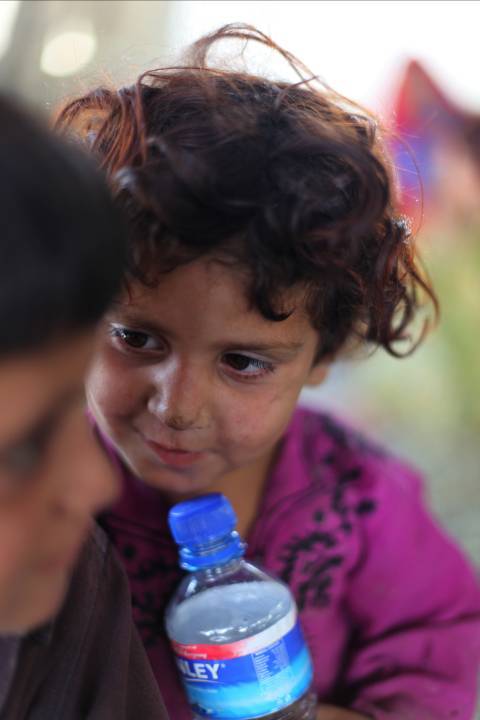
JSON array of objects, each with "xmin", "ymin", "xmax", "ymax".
[
  {"xmin": 56, "ymin": 25, "xmax": 436, "ymax": 501},
  {"xmin": 0, "ymin": 95, "xmax": 126, "ymax": 632}
]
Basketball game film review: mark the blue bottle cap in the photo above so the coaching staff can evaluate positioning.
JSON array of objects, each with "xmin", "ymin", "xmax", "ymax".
[
  {"xmin": 168, "ymin": 494, "xmax": 246, "ymax": 570},
  {"xmin": 169, "ymin": 493, "xmax": 237, "ymax": 545}
]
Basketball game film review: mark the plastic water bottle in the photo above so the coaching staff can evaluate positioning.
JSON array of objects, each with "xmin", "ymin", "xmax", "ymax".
[{"xmin": 165, "ymin": 493, "xmax": 316, "ymax": 720}]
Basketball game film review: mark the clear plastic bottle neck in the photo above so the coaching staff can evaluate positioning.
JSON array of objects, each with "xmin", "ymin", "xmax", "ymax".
[
  {"xmin": 197, "ymin": 557, "xmax": 244, "ymax": 582},
  {"xmin": 178, "ymin": 529, "xmax": 246, "ymax": 572}
]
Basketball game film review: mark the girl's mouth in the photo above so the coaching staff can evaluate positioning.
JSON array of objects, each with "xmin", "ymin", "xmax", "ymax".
[{"xmin": 144, "ymin": 439, "xmax": 207, "ymax": 468}]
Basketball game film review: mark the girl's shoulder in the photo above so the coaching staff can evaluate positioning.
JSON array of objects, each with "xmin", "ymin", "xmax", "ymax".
[
  {"xmin": 247, "ymin": 406, "xmax": 425, "ymax": 607},
  {"xmin": 293, "ymin": 405, "xmax": 390, "ymax": 469},
  {"xmin": 268, "ymin": 405, "xmax": 423, "ymax": 503}
]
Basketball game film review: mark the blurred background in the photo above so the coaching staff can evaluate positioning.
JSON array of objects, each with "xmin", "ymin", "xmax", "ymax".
[{"xmin": 1, "ymin": 1, "xmax": 478, "ymax": 561}]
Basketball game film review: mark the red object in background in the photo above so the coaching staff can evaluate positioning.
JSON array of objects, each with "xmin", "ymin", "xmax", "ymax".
[{"xmin": 388, "ymin": 60, "xmax": 479, "ymax": 221}]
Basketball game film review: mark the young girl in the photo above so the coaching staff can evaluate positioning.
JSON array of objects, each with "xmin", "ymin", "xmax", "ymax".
[{"xmin": 57, "ymin": 25, "xmax": 480, "ymax": 720}]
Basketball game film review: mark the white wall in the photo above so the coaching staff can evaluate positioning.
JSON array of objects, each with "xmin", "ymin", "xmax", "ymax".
[{"xmin": 164, "ymin": 1, "xmax": 480, "ymax": 109}]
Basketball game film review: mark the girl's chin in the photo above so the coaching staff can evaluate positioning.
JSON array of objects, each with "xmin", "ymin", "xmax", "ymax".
[{"xmin": 139, "ymin": 466, "xmax": 216, "ymax": 499}]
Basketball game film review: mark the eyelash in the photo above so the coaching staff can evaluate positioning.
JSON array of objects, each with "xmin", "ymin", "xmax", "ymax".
[
  {"xmin": 109, "ymin": 326, "xmax": 163, "ymax": 352},
  {"xmin": 109, "ymin": 326, "xmax": 276, "ymax": 379},
  {"xmin": 221, "ymin": 353, "xmax": 275, "ymax": 379}
]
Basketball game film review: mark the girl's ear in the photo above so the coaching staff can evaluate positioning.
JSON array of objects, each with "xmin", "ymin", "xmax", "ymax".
[{"xmin": 305, "ymin": 363, "xmax": 329, "ymax": 387}]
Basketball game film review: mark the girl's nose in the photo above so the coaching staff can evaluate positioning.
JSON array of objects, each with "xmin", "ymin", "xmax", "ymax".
[{"xmin": 147, "ymin": 364, "xmax": 210, "ymax": 431}]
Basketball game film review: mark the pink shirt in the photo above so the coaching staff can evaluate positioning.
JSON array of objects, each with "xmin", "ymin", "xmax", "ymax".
[{"xmin": 98, "ymin": 408, "xmax": 480, "ymax": 719}]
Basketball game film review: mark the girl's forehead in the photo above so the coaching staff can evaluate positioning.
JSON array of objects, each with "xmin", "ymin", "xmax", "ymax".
[
  {"xmin": 120, "ymin": 257, "xmax": 308, "ymax": 316},
  {"xmin": 127, "ymin": 257, "xmax": 249, "ymax": 298}
]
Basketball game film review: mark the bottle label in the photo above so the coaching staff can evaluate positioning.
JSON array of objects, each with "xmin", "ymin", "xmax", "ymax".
[{"xmin": 171, "ymin": 606, "xmax": 313, "ymax": 719}]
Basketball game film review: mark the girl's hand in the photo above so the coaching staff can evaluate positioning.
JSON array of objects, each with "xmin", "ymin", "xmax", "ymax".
[{"xmin": 316, "ymin": 705, "xmax": 370, "ymax": 720}]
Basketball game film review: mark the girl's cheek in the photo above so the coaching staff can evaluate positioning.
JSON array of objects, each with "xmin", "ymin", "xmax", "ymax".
[
  {"xmin": 89, "ymin": 350, "xmax": 140, "ymax": 412},
  {"xmin": 224, "ymin": 393, "xmax": 289, "ymax": 449}
]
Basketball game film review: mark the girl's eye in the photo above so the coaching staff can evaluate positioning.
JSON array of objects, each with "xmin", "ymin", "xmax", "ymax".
[
  {"xmin": 3, "ymin": 440, "xmax": 43, "ymax": 477},
  {"xmin": 222, "ymin": 353, "xmax": 274, "ymax": 377},
  {"xmin": 109, "ymin": 326, "xmax": 161, "ymax": 351},
  {"xmin": 0, "ymin": 417, "xmax": 54, "ymax": 481}
]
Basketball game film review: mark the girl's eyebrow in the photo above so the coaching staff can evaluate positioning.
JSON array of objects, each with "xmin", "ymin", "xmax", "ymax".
[
  {"xmin": 107, "ymin": 310, "xmax": 172, "ymax": 338},
  {"xmin": 221, "ymin": 341, "xmax": 305, "ymax": 355},
  {"xmin": 0, "ymin": 387, "xmax": 84, "ymax": 458}
]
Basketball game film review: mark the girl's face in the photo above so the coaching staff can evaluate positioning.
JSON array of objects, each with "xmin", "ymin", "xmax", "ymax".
[
  {"xmin": 0, "ymin": 333, "xmax": 117, "ymax": 633},
  {"xmin": 87, "ymin": 258, "xmax": 326, "ymax": 498}
]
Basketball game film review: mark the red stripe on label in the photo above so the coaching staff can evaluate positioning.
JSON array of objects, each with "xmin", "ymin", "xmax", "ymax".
[{"xmin": 172, "ymin": 640, "xmax": 246, "ymax": 660}]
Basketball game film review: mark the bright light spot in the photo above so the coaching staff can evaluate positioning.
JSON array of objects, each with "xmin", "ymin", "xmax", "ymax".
[
  {"xmin": 0, "ymin": 0, "xmax": 20, "ymax": 59},
  {"xmin": 40, "ymin": 29, "xmax": 97, "ymax": 77}
]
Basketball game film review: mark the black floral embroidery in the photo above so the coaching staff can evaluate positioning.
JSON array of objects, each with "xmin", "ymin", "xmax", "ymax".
[
  {"xmin": 279, "ymin": 519, "xmax": 345, "ymax": 610},
  {"xmin": 297, "ymin": 555, "xmax": 344, "ymax": 609},
  {"xmin": 132, "ymin": 578, "xmax": 180, "ymax": 647},
  {"xmin": 130, "ymin": 554, "xmax": 182, "ymax": 647},
  {"xmin": 122, "ymin": 544, "xmax": 137, "ymax": 560},
  {"xmin": 279, "ymin": 530, "xmax": 338, "ymax": 583},
  {"xmin": 100, "ymin": 514, "xmax": 183, "ymax": 649},
  {"xmin": 322, "ymin": 451, "xmax": 336, "ymax": 465},
  {"xmin": 356, "ymin": 499, "xmax": 377, "ymax": 515},
  {"xmin": 132, "ymin": 563, "xmax": 183, "ymax": 647},
  {"xmin": 276, "ymin": 413, "xmax": 381, "ymax": 611},
  {"xmin": 319, "ymin": 413, "xmax": 386, "ymax": 459},
  {"xmin": 339, "ymin": 467, "xmax": 363, "ymax": 484},
  {"xmin": 130, "ymin": 555, "xmax": 178, "ymax": 583}
]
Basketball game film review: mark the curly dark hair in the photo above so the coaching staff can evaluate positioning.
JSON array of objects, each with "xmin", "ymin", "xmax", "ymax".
[
  {"xmin": 0, "ymin": 94, "xmax": 126, "ymax": 356},
  {"xmin": 55, "ymin": 23, "xmax": 437, "ymax": 360}
]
